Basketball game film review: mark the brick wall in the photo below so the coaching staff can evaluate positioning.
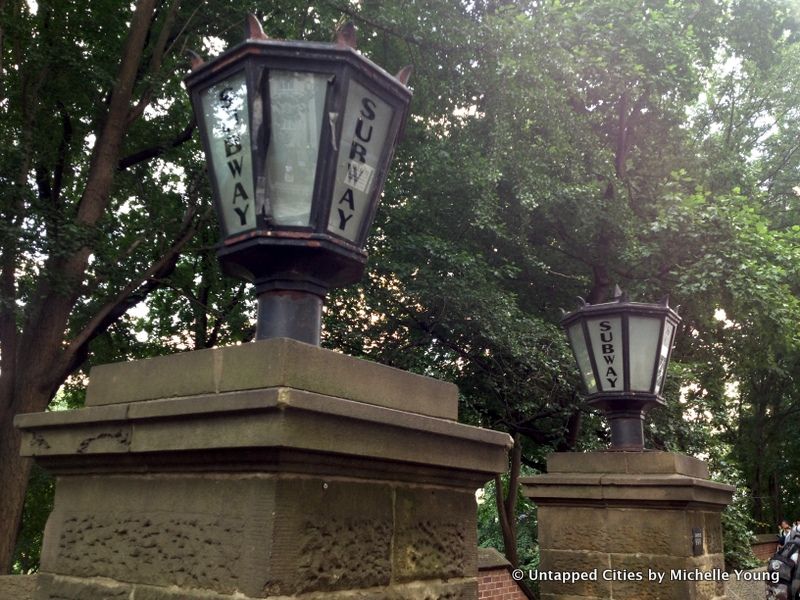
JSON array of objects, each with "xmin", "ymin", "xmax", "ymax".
[
  {"xmin": 752, "ymin": 533, "xmax": 779, "ymax": 563},
  {"xmin": 478, "ymin": 566, "xmax": 527, "ymax": 600}
]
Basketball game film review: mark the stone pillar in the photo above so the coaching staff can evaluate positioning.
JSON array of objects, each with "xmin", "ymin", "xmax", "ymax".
[
  {"xmin": 521, "ymin": 452, "xmax": 734, "ymax": 600},
  {"xmin": 15, "ymin": 338, "xmax": 511, "ymax": 600}
]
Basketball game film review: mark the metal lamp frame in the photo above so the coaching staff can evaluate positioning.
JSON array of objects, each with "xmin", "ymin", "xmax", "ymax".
[
  {"xmin": 561, "ymin": 295, "xmax": 681, "ymax": 450},
  {"xmin": 185, "ymin": 33, "xmax": 411, "ymax": 344}
]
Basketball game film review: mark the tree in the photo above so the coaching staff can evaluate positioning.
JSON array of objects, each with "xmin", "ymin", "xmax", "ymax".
[
  {"xmin": 0, "ymin": 0, "xmax": 274, "ymax": 571},
  {"xmin": 7, "ymin": 0, "xmax": 800, "ymax": 572},
  {"xmin": 320, "ymin": 0, "xmax": 800, "ymax": 563}
]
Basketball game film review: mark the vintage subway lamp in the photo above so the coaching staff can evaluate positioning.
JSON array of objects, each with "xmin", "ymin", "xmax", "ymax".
[
  {"xmin": 184, "ymin": 17, "xmax": 412, "ymax": 344},
  {"xmin": 561, "ymin": 288, "xmax": 681, "ymax": 450}
]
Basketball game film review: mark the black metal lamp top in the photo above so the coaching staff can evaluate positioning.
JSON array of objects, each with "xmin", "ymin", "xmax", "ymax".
[
  {"xmin": 561, "ymin": 287, "xmax": 681, "ymax": 450},
  {"xmin": 184, "ymin": 16, "xmax": 412, "ymax": 345}
]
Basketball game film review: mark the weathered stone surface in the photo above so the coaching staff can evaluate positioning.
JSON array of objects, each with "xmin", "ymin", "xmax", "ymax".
[
  {"xmin": 522, "ymin": 470, "xmax": 734, "ymax": 507},
  {"xmin": 477, "ymin": 547, "xmax": 511, "ymax": 570},
  {"xmin": 0, "ymin": 575, "xmax": 37, "ymax": 600},
  {"xmin": 687, "ymin": 554, "xmax": 727, "ymax": 599},
  {"xmin": 538, "ymin": 505, "xmax": 709, "ymax": 557},
  {"xmin": 38, "ymin": 471, "xmax": 481, "ymax": 599},
  {"xmin": 540, "ymin": 595, "xmax": 603, "ymax": 600},
  {"xmin": 41, "ymin": 475, "xmax": 271, "ymax": 596},
  {"xmin": 393, "ymin": 487, "xmax": 476, "ymax": 582},
  {"xmin": 35, "ymin": 573, "xmax": 131, "ymax": 600},
  {"xmin": 16, "ymin": 388, "xmax": 511, "ymax": 477},
  {"xmin": 537, "ymin": 505, "xmax": 609, "ymax": 552},
  {"xmin": 526, "ymin": 451, "xmax": 733, "ymax": 600},
  {"xmin": 264, "ymin": 477, "xmax": 392, "ymax": 595},
  {"xmin": 34, "ymin": 573, "xmax": 476, "ymax": 599},
  {"xmin": 537, "ymin": 549, "xmax": 612, "ymax": 597},
  {"xmin": 128, "ymin": 578, "xmax": 477, "ymax": 600},
  {"xmin": 19, "ymin": 344, "xmax": 506, "ymax": 600},
  {"xmin": 546, "ymin": 451, "xmax": 709, "ymax": 478},
  {"xmin": 703, "ymin": 511, "xmax": 725, "ymax": 554},
  {"xmin": 607, "ymin": 553, "xmax": 695, "ymax": 600},
  {"xmin": 84, "ymin": 337, "xmax": 458, "ymax": 420},
  {"xmin": 603, "ymin": 508, "xmax": 704, "ymax": 557},
  {"xmin": 131, "ymin": 585, "xmax": 252, "ymax": 600}
]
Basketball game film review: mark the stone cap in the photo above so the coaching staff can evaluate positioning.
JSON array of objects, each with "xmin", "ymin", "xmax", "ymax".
[
  {"xmin": 477, "ymin": 547, "xmax": 511, "ymax": 570},
  {"xmin": 16, "ymin": 387, "xmax": 512, "ymax": 481},
  {"xmin": 522, "ymin": 452, "xmax": 734, "ymax": 509},
  {"xmin": 85, "ymin": 338, "xmax": 458, "ymax": 420},
  {"xmin": 546, "ymin": 451, "xmax": 710, "ymax": 479}
]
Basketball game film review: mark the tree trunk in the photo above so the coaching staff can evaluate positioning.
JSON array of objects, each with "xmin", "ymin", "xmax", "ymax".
[
  {"xmin": 0, "ymin": 377, "xmax": 56, "ymax": 573},
  {"xmin": 495, "ymin": 433, "xmax": 522, "ymax": 566},
  {"xmin": 0, "ymin": 0, "xmax": 158, "ymax": 573},
  {"xmin": 0, "ymin": 408, "xmax": 31, "ymax": 573}
]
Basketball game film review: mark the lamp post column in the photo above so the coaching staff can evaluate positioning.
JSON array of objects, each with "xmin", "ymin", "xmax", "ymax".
[
  {"xmin": 255, "ymin": 285, "xmax": 324, "ymax": 344},
  {"xmin": 591, "ymin": 397, "xmax": 660, "ymax": 451}
]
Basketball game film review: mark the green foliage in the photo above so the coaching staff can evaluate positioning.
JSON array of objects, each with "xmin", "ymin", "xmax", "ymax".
[
  {"xmin": 478, "ymin": 476, "xmax": 539, "ymax": 571},
  {"xmin": 721, "ymin": 489, "xmax": 761, "ymax": 572},
  {"xmin": 6, "ymin": 0, "xmax": 800, "ymax": 576},
  {"xmin": 12, "ymin": 465, "xmax": 54, "ymax": 574}
]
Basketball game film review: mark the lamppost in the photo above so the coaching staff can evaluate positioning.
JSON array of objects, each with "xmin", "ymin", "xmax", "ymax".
[
  {"xmin": 561, "ymin": 288, "xmax": 681, "ymax": 450},
  {"xmin": 184, "ymin": 16, "xmax": 412, "ymax": 345}
]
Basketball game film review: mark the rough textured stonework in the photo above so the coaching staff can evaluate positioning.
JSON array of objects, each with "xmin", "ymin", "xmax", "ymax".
[
  {"xmin": 293, "ymin": 516, "xmax": 393, "ymax": 593},
  {"xmin": 396, "ymin": 518, "xmax": 466, "ymax": 579},
  {"xmin": 522, "ymin": 452, "xmax": 733, "ymax": 600},
  {"xmin": 33, "ymin": 573, "xmax": 478, "ymax": 600},
  {"xmin": 394, "ymin": 487, "xmax": 475, "ymax": 583},
  {"xmin": 54, "ymin": 512, "xmax": 246, "ymax": 590},
  {"xmin": 18, "ymin": 342, "xmax": 511, "ymax": 600},
  {"xmin": 0, "ymin": 575, "xmax": 37, "ymax": 600}
]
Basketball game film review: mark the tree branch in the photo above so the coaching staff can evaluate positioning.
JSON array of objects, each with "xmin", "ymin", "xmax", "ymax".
[
  {"xmin": 59, "ymin": 204, "xmax": 206, "ymax": 379},
  {"xmin": 20, "ymin": 0, "xmax": 158, "ymax": 375},
  {"xmin": 117, "ymin": 117, "xmax": 196, "ymax": 171},
  {"xmin": 127, "ymin": 0, "xmax": 182, "ymax": 125}
]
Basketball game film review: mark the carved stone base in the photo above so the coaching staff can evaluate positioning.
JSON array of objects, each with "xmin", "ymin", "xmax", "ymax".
[
  {"xmin": 521, "ymin": 452, "xmax": 734, "ymax": 600},
  {"xmin": 16, "ymin": 339, "xmax": 511, "ymax": 600}
]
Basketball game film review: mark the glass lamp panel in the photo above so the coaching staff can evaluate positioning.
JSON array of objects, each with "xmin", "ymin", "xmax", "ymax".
[
  {"xmin": 200, "ymin": 72, "xmax": 255, "ymax": 236},
  {"xmin": 265, "ymin": 71, "xmax": 328, "ymax": 226},
  {"xmin": 654, "ymin": 320, "xmax": 676, "ymax": 394},
  {"xmin": 328, "ymin": 81, "xmax": 395, "ymax": 243},
  {"xmin": 628, "ymin": 315, "xmax": 662, "ymax": 392},
  {"xmin": 567, "ymin": 322, "xmax": 597, "ymax": 394},
  {"xmin": 586, "ymin": 317, "xmax": 624, "ymax": 392}
]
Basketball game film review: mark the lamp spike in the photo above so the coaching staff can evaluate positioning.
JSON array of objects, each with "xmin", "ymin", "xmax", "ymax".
[
  {"xmin": 186, "ymin": 50, "xmax": 205, "ymax": 71},
  {"xmin": 576, "ymin": 296, "xmax": 587, "ymax": 307},
  {"xmin": 613, "ymin": 284, "xmax": 623, "ymax": 300},
  {"xmin": 245, "ymin": 13, "xmax": 269, "ymax": 41},
  {"xmin": 395, "ymin": 65, "xmax": 413, "ymax": 86},
  {"xmin": 660, "ymin": 294, "xmax": 670, "ymax": 307},
  {"xmin": 334, "ymin": 21, "xmax": 357, "ymax": 49}
]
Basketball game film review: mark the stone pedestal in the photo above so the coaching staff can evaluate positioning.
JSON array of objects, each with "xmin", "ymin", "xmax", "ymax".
[
  {"xmin": 15, "ymin": 338, "xmax": 511, "ymax": 600},
  {"xmin": 521, "ymin": 452, "xmax": 734, "ymax": 600}
]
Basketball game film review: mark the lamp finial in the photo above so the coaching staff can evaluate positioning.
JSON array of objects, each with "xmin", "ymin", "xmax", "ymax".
[
  {"xmin": 245, "ymin": 13, "xmax": 269, "ymax": 40},
  {"xmin": 187, "ymin": 50, "xmax": 205, "ymax": 71},
  {"xmin": 334, "ymin": 21, "xmax": 357, "ymax": 49},
  {"xmin": 395, "ymin": 65, "xmax": 413, "ymax": 86}
]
